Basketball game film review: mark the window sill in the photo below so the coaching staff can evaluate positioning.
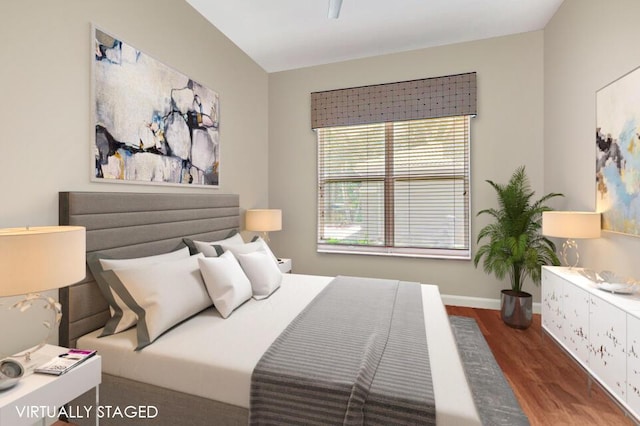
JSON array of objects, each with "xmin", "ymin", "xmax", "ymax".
[{"xmin": 317, "ymin": 244, "xmax": 470, "ymax": 260}]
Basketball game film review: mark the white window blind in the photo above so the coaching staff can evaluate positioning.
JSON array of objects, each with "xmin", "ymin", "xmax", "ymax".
[{"xmin": 317, "ymin": 116, "xmax": 471, "ymax": 259}]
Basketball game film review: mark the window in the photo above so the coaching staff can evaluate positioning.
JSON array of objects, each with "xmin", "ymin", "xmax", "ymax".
[
  {"xmin": 311, "ymin": 72, "xmax": 477, "ymax": 258},
  {"xmin": 317, "ymin": 115, "xmax": 471, "ymax": 259}
]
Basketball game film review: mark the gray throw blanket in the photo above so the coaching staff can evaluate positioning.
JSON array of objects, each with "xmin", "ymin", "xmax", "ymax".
[{"xmin": 250, "ymin": 276, "xmax": 435, "ymax": 425}]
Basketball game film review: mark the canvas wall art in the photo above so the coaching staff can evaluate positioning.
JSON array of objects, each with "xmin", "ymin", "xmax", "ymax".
[
  {"xmin": 596, "ymin": 66, "xmax": 640, "ymax": 236},
  {"xmin": 93, "ymin": 27, "xmax": 220, "ymax": 187}
]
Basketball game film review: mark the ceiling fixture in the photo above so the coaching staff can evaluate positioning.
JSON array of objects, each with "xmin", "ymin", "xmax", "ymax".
[{"xmin": 328, "ymin": 0, "xmax": 343, "ymax": 19}]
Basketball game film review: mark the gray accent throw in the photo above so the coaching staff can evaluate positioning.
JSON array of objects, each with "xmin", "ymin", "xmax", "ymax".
[
  {"xmin": 250, "ymin": 276, "xmax": 435, "ymax": 425},
  {"xmin": 449, "ymin": 316, "xmax": 529, "ymax": 426}
]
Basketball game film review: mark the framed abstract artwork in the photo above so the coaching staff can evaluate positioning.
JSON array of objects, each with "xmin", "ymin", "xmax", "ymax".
[
  {"xmin": 596, "ymin": 65, "xmax": 640, "ymax": 236},
  {"xmin": 92, "ymin": 26, "xmax": 220, "ymax": 187}
]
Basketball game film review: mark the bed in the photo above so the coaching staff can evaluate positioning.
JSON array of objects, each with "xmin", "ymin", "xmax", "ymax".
[{"xmin": 58, "ymin": 191, "xmax": 480, "ymax": 425}]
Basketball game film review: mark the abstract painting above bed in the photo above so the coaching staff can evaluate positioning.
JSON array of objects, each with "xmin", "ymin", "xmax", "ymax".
[{"xmin": 92, "ymin": 26, "xmax": 220, "ymax": 187}]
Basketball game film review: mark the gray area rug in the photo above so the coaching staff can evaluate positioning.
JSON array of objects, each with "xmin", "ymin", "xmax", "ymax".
[{"xmin": 449, "ymin": 315, "xmax": 530, "ymax": 426}]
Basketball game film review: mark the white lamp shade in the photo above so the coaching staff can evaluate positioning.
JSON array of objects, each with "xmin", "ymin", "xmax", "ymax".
[
  {"xmin": 245, "ymin": 209, "xmax": 282, "ymax": 232},
  {"xmin": 542, "ymin": 212, "xmax": 601, "ymax": 239},
  {"xmin": 0, "ymin": 226, "xmax": 86, "ymax": 297}
]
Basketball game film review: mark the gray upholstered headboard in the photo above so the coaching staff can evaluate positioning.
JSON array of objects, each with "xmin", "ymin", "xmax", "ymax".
[{"xmin": 58, "ymin": 191, "xmax": 240, "ymax": 348}]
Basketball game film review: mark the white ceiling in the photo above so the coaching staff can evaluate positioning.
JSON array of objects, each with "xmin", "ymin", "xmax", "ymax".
[{"xmin": 186, "ymin": 0, "xmax": 564, "ymax": 73}]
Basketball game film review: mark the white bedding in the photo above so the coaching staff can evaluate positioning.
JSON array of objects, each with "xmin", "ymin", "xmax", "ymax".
[{"xmin": 78, "ymin": 273, "xmax": 480, "ymax": 425}]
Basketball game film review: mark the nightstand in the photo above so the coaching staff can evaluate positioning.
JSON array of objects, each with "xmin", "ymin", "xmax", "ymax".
[
  {"xmin": 0, "ymin": 344, "xmax": 101, "ymax": 426},
  {"xmin": 278, "ymin": 258, "xmax": 292, "ymax": 273}
]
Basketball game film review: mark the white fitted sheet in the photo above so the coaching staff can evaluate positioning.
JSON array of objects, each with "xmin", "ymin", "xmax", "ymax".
[{"xmin": 78, "ymin": 273, "xmax": 480, "ymax": 425}]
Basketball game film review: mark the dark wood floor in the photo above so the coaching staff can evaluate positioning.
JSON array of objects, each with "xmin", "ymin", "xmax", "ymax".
[{"xmin": 447, "ymin": 306, "xmax": 635, "ymax": 425}]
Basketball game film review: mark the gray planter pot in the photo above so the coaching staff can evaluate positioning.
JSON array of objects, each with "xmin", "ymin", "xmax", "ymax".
[{"xmin": 500, "ymin": 289, "xmax": 532, "ymax": 329}]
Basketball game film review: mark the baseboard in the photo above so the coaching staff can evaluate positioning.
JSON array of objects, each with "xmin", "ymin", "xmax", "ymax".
[{"xmin": 442, "ymin": 294, "xmax": 542, "ymax": 314}]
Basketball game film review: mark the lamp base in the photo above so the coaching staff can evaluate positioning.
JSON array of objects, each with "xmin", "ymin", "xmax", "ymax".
[
  {"xmin": 0, "ymin": 293, "xmax": 62, "ymax": 390},
  {"xmin": 561, "ymin": 239, "xmax": 580, "ymax": 269},
  {"xmin": 5, "ymin": 293, "xmax": 62, "ymax": 367}
]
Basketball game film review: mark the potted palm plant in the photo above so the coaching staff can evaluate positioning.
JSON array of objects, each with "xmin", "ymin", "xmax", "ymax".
[{"xmin": 474, "ymin": 166, "xmax": 562, "ymax": 329}]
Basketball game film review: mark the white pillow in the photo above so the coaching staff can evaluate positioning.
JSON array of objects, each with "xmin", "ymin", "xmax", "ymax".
[
  {"xmin": 109, "ymin": 253, "xmax": 212, "ymax": 349},
  {"xmin": 193, "ymin": 240, "xmax": 223, "ymax": 257},
  {"xmin": 89, "ymin": 247, "xmax": 191, "ymax": 336},
  {"xmin": 192, "ymin": 233, "xmax": 245, "ymax": 257},
  {"xmin": 251, "ymin": 236, "xmax": 279, "ymax": 265},
  {"xmin": 222, "ymin": 240, "xmax": 263, "ymax": 257},
  {"xmin": 218, "ymin": 232, "xmax": 245, "ymax": 245},
  {"xmin": 100, "ymin": 247, "xmax": 190, "ymax": 270},
  {"xmin": 198, "ymin": 251, "xmax": 252, "ymax": 319},
  {"xmin": 236, "ymin": 249, "xmax": 283, "ymax": 300}
]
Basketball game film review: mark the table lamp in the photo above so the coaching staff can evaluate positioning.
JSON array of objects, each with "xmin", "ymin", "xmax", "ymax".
[
  {"xmin": 245, "ymin": 209, "xmax": 282, "ymax": 242},
  {"xmin": 542, "ymin": 211, "xmax": 601, "ymax": 268},
  {"xmin": 0, "ymin": 226, "xmax": 85, "ymax": 389}
]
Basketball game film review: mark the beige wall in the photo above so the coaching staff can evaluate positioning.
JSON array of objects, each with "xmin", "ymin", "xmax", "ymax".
[
  {"xmin": 9, "ymin": 0, "xmax": 634, "ymax": 355},
  {"xmin": 268, "ymin": 31, "xmax": 545, "ymax": 302},
  {"xmin": 544, "ymin": 0, "xmax": 640, "ymax": 277},
  {"xmin": 0, "ymin": 0, "xmax": 268, "ymax": 355}
]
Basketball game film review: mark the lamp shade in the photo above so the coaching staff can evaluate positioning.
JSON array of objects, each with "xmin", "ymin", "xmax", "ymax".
[
  {"xmin": 0, "ymin": 226, "xmax": 86, "ymax": 297},
  {"xmin": 542, "ymin": 212, "xmax": 601, "ymax": 239},
  {"xmin": 245, "ymin": 209, "xmax": 282, "ymax": 232}
]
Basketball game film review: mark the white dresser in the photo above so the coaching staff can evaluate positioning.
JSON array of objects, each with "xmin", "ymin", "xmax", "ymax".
[{"xmin": 542, "ymin": 266, "xmax": 640, "ymax": 420}]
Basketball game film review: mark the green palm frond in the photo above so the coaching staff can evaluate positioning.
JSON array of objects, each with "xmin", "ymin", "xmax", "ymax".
[{"xmin": 474, "ymin": 166, "xmax": 563, "ymax": 292}]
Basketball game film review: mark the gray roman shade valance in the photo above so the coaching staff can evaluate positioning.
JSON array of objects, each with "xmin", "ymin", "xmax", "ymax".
[{"xmin": 311, "ymin": 72, "xmax": 477, "ymax": 129}]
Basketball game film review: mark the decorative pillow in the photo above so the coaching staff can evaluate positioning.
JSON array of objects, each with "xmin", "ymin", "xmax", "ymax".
[
  {"xmin": 198, "ymin": 251, "xmax": 252, "ymax": 319},
  {"xmin": 87, "ymin": 247, "xmax": 191, "ymax": 336},
  {"xmin": 108, "ymin": 253, "xmax": 212, "ymax": 350},
  {"xmin": 222, "ymin": 240, "xmax": 263, "ymax": 257},
  {"xmin": 185, "ymin": 232, "xmax": 244, "ymax": 257},
  {"xmin": 182, "ymin": 236, "xmax": 201, "ymax": 255},
  {"xmin": 183, "ymin": 229, "xmax": 239, "ymax": 251},
  {"xmin": 192, "ymin": 240, "xmax": 222, "ymax": 257},
  {"xmin": 250, "ymin": 236, "xmax": 280, "ymax": 265},
  {"xmin": 236, "ymin": 249, "xmax": 283, "ymax": 300}
]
